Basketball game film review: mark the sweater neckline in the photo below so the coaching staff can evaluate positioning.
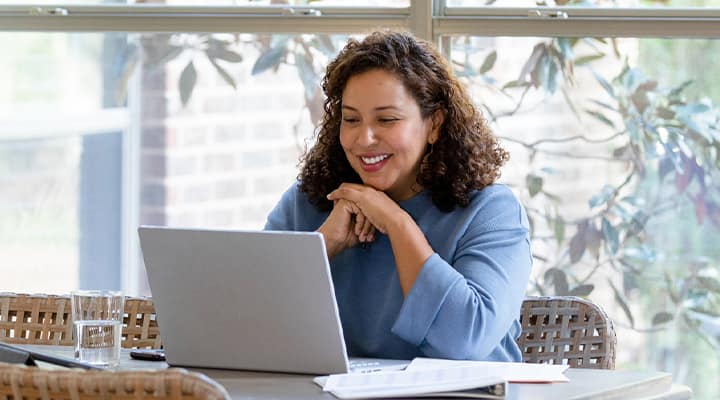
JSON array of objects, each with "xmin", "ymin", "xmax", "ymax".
[{"xmin": 397, "ymin": 189, "xmax": 430, "ymax": 212}]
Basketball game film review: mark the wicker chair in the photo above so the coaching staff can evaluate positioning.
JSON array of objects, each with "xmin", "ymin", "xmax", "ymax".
[
  {"xmin": 517, "ymin": 296, "xmax": 617, "ymax": 369},
  {"xmin": 0, "ymin": 362, "xmax": 230, "ymax": 400},
  {"xmin": 0, "ymin": 293, "xmax": 161, "ymax": 349}
]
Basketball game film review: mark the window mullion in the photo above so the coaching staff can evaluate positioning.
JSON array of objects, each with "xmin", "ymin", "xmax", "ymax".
[
  {"xmin": 0, "ymin": 4, "xmax": 410, "ymax": 33},
  {"xmin": 436, "ymin": 6, "xmax": 720, "ymax": 38}
]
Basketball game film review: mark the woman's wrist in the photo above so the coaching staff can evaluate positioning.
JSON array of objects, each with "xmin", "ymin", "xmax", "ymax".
[
  {"xmin": 317, "ymin": 226, "xmax": 341, "ymax": 259},
  {"xmin": 385, "ymin": 210, "xmax": 413, "ymax": 238}
]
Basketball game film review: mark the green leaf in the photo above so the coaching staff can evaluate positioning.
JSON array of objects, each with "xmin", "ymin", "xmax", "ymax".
[
  {"xmin": 664, "ymin": 271, "xmax": 680, "ymax": 304},
  {"xmin": 622, "ymin": 68, "xmax": 646, "ymax": 92},
  {"xmin": 656, "ymin": 106, "xmax": 675, "ymax": 120},
  {"xmin": 612, "ymin": 203, "xmax": 632, "ymax": 223},
  {"xmin": 697, "ymin": 276, "xmax": 720, "ymax": 294},
  {"xmin": 574, "ymin": 53, "xmax": 605, "ymax": 66},
  {"xmin": 591, "ymin": 68, "xmax": 615, "ymax": 98},
  {"xmin": 502, "ymin": 80, "xmax": 530, "ymax": 90},
  {"xmin": 569, "ymin": 221, "xmax": 588, "ymax": 264},
  {"xmin": 589, "ymin": 185, "xmax": 615, "ymax": 208},
  {"xmin": 208, "ymin": 57, "xmax": 236, "ymax": 89},
  {"xmin": 652, "ymin": 311, "xmax": 674, "ymax": 326},
  {"xmin": 526, "ymin": 174, "xmax": 543, "ymax": 198},
  {"xmin": 631, "ymin": 90, "xmax": 650, "ymax": 113},
  {"xmin": 585, "ymin": 223, "xmax": 603, "ymax": 259},
  {"xmin": 588, "ymin": 99, "xmax": 617, "ymax": 112},
  {"xmin": 556, "ymin": 37, "xmax": 573, "ymax": 60},
  {"xmin": 479, "ymin": 50, "xmax": 497, "ymax": 74},
  {"xmin": 295, "ymin": 51, "xmax": 318, "ymax": 100},
  {"xmin": 627, "ymin": 120, "xmax": 641, "ymax": 142},
  {"xmin": 602, "ymin": 217, "xmax": 620, "ymax": 254},
  {"xmin": 569, "ymin": 284, "xmax": 594, "ymax": 297},
  {"xmin": 251, "ymin": 45, "xmax": 286, "ymax": 76},
  {"xmin": 609, "ymin": 279, "xmax": 634, "ymax": 328},
  {"xmin": 519, "ymin": 43, "xmax": 545, "ymax": 86},
  {"xmin": 545, "ymin": 268, "xmax": 569, "ymax": 296},
  {"xmin": 546, "ymin": 57, "xmax": 559, "ymax": 94},
  {"xmin": 532, "ymin": 52, "xmax": 551, "ymax": 89},
  {"xmin": 585, "ymin": 109, "xmax": 615, "ymax": 129},
  {"xmin": 145, "ymin": 43, "xmax": 184, "ymax": 68},
  {"xmin": 612, "ymin": 144, "xmax": 630, "ymax": 158},
  {"xmin": 314, "ymin": 35, "xmax": 337, "ymax": 57},
  {"xmin": 669, "ymin": 79, "xmax": 694, "ymax": 98},
  {"xmin": 554, "ymin": 217, "xmax": 566, "ymax": 245},
  {"xmin": 637, "ymin": 79, "xmax": 658, "ymax": 92},
  {"xmin": 207, "ymin": 47, "xmax": 243, "ymax": 63},
  {"xmin": 179, "ymin": 61, "xmax": 197, "ymax": 107},
  {"xmin": 206, "ymin": 38, "xmax": 243, "ymax": 63}
]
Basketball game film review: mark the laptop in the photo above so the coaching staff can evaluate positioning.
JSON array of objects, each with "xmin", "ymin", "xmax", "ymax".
[{"xmin": 137, "ymin": 226, "xmax": 409, "ymax": 375}]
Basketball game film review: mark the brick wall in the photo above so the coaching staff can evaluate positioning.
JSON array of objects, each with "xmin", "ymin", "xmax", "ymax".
[{"xmin": 138, "ymin": 39, "xmax": 313, "ymax": 231}]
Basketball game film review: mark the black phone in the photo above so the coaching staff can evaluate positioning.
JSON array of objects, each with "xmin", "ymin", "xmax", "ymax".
[{"xmin": 129, "ymin": 349, "xmax": 166, "ymax": 361}]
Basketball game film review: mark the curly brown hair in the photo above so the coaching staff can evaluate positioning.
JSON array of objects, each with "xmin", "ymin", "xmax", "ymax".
[{"xmin": 299, "ymin": 30, "xmax": 508, "ymax": 212}]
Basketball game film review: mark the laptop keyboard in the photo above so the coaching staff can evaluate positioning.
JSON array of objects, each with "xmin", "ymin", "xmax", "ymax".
[{"xmin": 349, "ymin": 360, "xmax": 380, "ymax": 368}]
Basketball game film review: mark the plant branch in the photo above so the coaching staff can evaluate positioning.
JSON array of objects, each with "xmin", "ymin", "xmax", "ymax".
[
  {"xmin": 526, "ymin": 132, "xmax": 625, "ymax": 147},
  {"xmin": 489, "ymin": 85, "xmax": 532, "ymax": 123},
  {"xmin": 498, "ymin": 136, "xmax": 631, "ymax": 161}
]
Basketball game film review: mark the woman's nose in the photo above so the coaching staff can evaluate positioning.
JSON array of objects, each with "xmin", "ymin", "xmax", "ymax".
[{"xmin": 357, "ymin": 123, "xmax": 378, "ymax": 146}]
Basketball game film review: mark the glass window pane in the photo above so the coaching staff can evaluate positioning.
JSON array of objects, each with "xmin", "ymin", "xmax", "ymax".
[
  {"xmin": 1, "ymin": 31, "xmax": 351, "ymax": 296},
  {"xmin": 447, "ymin": 0, "xmax": 720, "ymax": 7},
  {"xmin": 1, "ymin": 32, "xmax": 115, "ymax": 294},
  {"xmin": 446, "ymin": 34, "xmax": 719, "ymax": 398}
]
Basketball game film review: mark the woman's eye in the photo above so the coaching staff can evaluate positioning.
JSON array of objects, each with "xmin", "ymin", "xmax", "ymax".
[
  {"xmin": 343, "ymin": 118, "xmax": 359, "ymax": 123},
  {"xmin": 379, "ymin": 118, "xmax": 398, "ymax": 123}
]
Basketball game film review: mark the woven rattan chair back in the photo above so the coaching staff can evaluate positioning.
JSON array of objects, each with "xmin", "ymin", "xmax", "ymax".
[
  {"xmin": 0, "ymin": 293, "xmax": 161, "ymax": 349},
  {"xmin": 517, "ymin": 296, "xmax": 617, "ymax": 369},
  {"xmin": 0, "ymin": 362, "xmax": 230, "ymax": 400}
]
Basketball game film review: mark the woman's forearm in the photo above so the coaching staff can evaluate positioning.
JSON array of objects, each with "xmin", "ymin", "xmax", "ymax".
[{"xmin": 386, "ymin": 212, "xmax": 434, "ymax": 296}]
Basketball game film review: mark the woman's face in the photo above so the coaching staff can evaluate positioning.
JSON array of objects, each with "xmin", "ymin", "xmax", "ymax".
[{"xmin": 339, "ymin": 69, "xmax": 439, "ymax": 201}]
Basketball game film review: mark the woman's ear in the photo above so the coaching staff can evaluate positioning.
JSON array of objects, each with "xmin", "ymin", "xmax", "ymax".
[{"xmin": 428, "ymin": 109, "xmax": 446, "ymax": 144}]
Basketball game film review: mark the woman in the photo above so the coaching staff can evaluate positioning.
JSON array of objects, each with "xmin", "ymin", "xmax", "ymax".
[{"xmin": 265, "ymin": 31, "xmax": 532, "ymax": 362}]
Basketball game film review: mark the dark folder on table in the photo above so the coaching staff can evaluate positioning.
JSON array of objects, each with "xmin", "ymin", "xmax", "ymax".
[{"xmin": 0, "ymin": 342, "xmax": 102, "ymax": 370}]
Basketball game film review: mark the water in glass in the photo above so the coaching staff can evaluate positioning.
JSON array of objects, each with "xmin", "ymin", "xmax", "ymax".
[{"xmin": 73, "ymin": 319, "xmax": 122, "ymax": 366}]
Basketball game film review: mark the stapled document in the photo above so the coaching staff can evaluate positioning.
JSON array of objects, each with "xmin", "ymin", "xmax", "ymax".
[
  {"xmin": 405, "ymin": 358, "xmax": 570, "ymax": 383},
  {"xmin": 313, "ymin": 358, "xmax": 570, "ymax": 399},
  {"xmin": 315, "ymin": 365, "xmax": 505, "ymax": 399}
]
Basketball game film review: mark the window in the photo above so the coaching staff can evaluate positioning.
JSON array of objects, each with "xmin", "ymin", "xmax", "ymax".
[{"xmin": 1, "ymin": 2, "xmax": 719, "ymax": 398}]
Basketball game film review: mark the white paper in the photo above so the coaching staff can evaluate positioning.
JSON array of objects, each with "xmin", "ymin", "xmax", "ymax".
[
  {"xmin": 329, "ymin": 375, "xmax": 504, "ymax": 400},
  {"xmin": 322, "ymin": 365, "xmax": 504, "ymax": 392},
  {"xmin": 405, "ymin": 358, "xmax": 569, "ymax": 383}
]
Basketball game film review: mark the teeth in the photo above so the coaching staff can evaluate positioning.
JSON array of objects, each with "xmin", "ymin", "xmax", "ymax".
[{"xmin": 361, "ymin": 154, "xmax": 389, "ymax": 164}]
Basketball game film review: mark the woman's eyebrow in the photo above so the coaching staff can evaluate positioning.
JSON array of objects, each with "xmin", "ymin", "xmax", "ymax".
[
  {"xmin": 375, "ymin": 106, "xmax": 401, "ymax": 111},
  {"xmin": 341, "ymin": 105, "xmax": 401, "ymax": 111}
]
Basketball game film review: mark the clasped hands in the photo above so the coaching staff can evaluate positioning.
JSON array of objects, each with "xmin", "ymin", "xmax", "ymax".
[{"xmin": 317, "ymin": 183, "xmax": 402, "ymax": 259}]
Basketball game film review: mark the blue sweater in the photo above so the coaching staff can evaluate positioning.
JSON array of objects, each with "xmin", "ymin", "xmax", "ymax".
[{"xmin": 264, "ymin": 183, "xmax": 532, "ymax": 362}]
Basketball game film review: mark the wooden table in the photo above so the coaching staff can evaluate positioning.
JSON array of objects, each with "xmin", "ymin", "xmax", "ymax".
[{"xmin": 20, "ymin": 345, "xmax": 692, "ymax": 400}]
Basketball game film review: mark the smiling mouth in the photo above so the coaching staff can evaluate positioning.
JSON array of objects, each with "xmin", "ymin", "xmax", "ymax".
[{"xmin": 360, "ymin": 154, "xmax": 390, "ymax": 165}]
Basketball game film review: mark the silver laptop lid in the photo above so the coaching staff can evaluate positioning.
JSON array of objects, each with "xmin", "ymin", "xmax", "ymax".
[{"xmin": 138, "ymin": 226, "xmax": 350, "ymax": 375}]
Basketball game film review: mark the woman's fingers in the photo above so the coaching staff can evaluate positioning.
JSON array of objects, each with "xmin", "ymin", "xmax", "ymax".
[
  {"xmin": 354, "ymin": 209, "xmax": 366, "ymax": 238},
  {"xmin": 360, "ymin": 214, "xmax": 374, "ymax": 242},
  {"xmin": 341, "ymin": 199, "xmax": 375, "ymax": 243},
  {"xmin": 365, "ymin": 225, "xmax": 376, "ymax": 242}
]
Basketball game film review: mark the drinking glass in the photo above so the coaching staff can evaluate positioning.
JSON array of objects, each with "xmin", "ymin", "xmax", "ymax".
[{"xmin": 71, "ymin": 290, "xmax": 124, "ymax": 366}]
